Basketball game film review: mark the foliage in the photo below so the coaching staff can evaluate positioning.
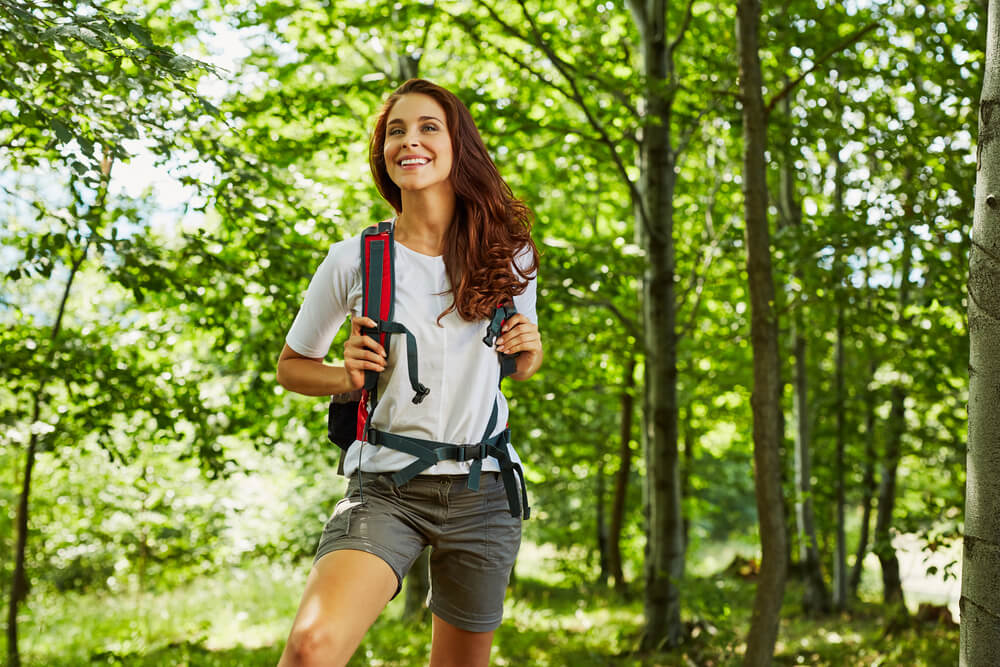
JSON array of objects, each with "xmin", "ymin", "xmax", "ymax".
[
  {"xmin": 0, "ymin": 0, "xmax": 982, "ymax": 662},
  {"xmin": 0, "ymin": 552, "xmax": 960, "ymax": 666}
]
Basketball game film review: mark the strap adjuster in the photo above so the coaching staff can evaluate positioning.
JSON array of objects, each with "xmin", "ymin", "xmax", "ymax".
[
  {"xmin": 412, "ymin": 384, "xmax": 430, "ymax": 404},
  {"xmin": 455, "ymin": 443, "xmax": 489, "ymax": 462}
]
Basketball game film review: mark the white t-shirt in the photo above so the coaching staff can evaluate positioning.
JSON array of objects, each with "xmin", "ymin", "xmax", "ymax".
[{"xmin": 285, "ymin": 225, "xmax": 536, "ymax": 477}]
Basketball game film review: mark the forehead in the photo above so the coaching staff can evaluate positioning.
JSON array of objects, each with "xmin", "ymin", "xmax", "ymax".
[{"xmin": 387, "ymin": 93, "xmax": 447, "ymax": 125}]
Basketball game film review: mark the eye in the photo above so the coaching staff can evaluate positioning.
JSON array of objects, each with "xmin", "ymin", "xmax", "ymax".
[
  {"xmin": 422, "ymin": 124, "xmax": 439, "ymax": 132},
  {"xmin": 388, "ymin": 128, "xmax": 404, "ymax": 136}
]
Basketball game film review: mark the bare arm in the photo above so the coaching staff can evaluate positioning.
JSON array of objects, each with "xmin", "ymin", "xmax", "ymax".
[{"xmin": 276, "ymin": 316, "xmax": 387, "ymax": 396}]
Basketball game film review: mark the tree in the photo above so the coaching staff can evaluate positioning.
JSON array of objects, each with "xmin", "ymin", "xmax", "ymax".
[
  {"xmin": 961, "ymin": 0, "xmax": 1000, "ymax": 664},
  {"xmin": 736, "ymin": 0, "xmax": 788, "ymax": 662},
  {"xmin": 445, "ymin": 0, "xmax": 738, "ymax": 646},
  {"xmin": 1, "ymin": 3, "xmax": 214, "ymax": 664}
]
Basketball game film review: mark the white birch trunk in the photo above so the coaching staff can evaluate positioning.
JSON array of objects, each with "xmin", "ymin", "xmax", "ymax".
[{"xmin": 961, "ymin": 1, "xmax": 1000, "ymax": 663}]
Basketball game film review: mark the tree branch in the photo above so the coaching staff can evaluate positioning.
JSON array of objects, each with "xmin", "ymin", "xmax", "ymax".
[
  {"xmin": 468, "ymin": 1, "xmax": 640, "ymax": 118},
  {"xmin": 766, "ymin": 21, "xmax": 879, "ymax": 114},
  {"xmin": 507, "ymin": 0, "xmax": 652, "ymax": 235},
  {"xmin": 442, "ymin": 7, "xmax": 576, "ymax": 101},
  {"xmin": 676, "ymin": 180, "xmax": 732, "ymax": 342},
  {"xmin": 667, "ymin": 0, "xmax": 697, "ymax": 57},
  {"xmin": 568, "ymin": 292, "xmax": 643, "ymax": 341},
  {"xmin": 673, "ymin": 98, "xmax": 721, "ymax": 165},
  {"xmin": 349, "ymin": 41, "xmax": 392, "ymax": 79}
]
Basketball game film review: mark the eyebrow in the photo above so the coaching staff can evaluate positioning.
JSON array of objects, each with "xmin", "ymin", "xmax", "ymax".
[{"xmin": 387, "ymin": 115, "xmax": 443, "ymax": 126}]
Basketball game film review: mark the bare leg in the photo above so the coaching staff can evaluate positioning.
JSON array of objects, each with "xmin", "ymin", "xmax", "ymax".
[
  {"xmin": 278, "ymin": 549, "xmax": 398, "ymax": 667},
  {"xmin": 428, "ymin": 613, "xmax": 495, "ymax": 667}
]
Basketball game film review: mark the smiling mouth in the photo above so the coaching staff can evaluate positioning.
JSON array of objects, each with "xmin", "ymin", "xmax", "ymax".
[{"xmin": 399, "ymin": 157, "xmax": 430, "ymax": 167}]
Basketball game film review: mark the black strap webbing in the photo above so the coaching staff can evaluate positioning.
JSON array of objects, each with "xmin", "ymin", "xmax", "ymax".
[
  {"xmin": 363, "ymin": 239, "xmax": 386, "ymax": 393},
  {"xmin": 368, "ymin": 425, "xmax": 530, "ymax": 519},
  {"xmin": 375, "ymin": 320, "xmax": 429, "ymax": 403}
]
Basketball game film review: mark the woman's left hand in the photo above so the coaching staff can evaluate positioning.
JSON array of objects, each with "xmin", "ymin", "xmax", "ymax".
[{"xmin": 495, "ymin": 313, "xmax": 543, "ymax": 380}]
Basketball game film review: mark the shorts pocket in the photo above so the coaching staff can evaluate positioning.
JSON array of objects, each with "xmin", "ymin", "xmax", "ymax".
[
  {"xmin": 485, "ymin": 485, "xmax": 522, "ymax": 563},
  {"xmin": 322, "ymin": 497, "xmax": 363, "ymax": 538}
]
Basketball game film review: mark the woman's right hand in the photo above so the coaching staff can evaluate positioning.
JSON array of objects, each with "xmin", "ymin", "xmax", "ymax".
[{"xmin": 344, "ymin": 316, "xmax": 387, "ymax": 390}]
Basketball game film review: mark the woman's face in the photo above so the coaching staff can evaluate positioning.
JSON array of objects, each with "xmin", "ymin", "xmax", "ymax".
[{"xmin": 383, "ymin": 93, "xmax": 454, "ymax": 195}]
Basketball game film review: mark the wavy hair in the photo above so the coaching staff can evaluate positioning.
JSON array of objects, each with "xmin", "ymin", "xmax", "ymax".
[{"xmin": 370, "ymin": 79, "xmax": 539, "ymax": 322}]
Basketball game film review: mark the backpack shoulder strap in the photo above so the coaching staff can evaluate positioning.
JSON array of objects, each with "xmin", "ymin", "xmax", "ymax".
[
  {"xmin": 484, "ymin": 302, "xmax": 520, "ymax": 381},
  {"xmin": 360, "ymin": 222, "xmax": 395, "ymax": 394},
  {"xmin": 358, "ymin": 221, "xmax": 429, "ymax": 405}
]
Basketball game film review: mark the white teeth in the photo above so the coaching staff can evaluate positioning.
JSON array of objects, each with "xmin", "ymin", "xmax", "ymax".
[{"xmin": 400, "ymin": 158, "xmax": 429, "ymax": 166}]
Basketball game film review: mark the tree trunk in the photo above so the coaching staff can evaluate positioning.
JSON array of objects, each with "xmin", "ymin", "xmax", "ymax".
[
  {"xmin": 962, "ymin": 1, "xmax": 1000, "ymax": 662},
  {"xmin": 609, "ymin": 358, "xmax": 637, "ymax": 593},
  {"xmin": 832, "ymin": 302, "xmax": 848, "ymax": 610},
  {"xmin": 7, "ymin": 413, "xmax": 38, "ymax": 667},
  {"xmin": 849, "ymin": 357, "xmax": 878, "ymax": 599},
  {"xmin": 831, "ymin": 148, "xmax": 848, "ymax": 612},
  {"xmin": 873, "ymin": 236, "xmax": 911, "ymax": 615},
  {"xmin": 403, "ymin": 547, "xmax": 430, "ymax": 623},
  {"xmin": 780, "ymin": 86, "xmax": 828, "ymax": 617},
  {"xmin": 737, "ymin": 0, "xmax": 789, "ymax": 663},
  {"xmin": 793, "ymin": 333, "xmax": 829, "ymax": 615},
  {"xmin": 629, "ymin": 0, "xmax": 685, "ymax": 650},
  {"xmin": 7, "ymin": 238, "xmax": 91, "ymax": 667},
  {"xmin": 681, "ymin": 414, "xmax": 694, "ymax": 550},
  {"xmin": 597, "ymin": 448, "xmax": 610, "ymax": 585},
  {"xmin": 873, "ymin": 383, "xmax": 906, "ymax": 611}
]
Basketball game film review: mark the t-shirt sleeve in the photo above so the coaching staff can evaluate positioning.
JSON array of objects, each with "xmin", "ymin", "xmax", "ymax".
[
  {"xmin": 512, "ymin": 245, "xmax": 538, "ymax": 324},
  {"xmin": 285, "ymin": 238, "xmax": 359, "ymax": 359}
]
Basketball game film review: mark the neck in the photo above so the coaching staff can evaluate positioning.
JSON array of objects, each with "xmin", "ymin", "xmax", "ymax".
[{"xmin": 395, "ymin": 188, "xmax": 456, "ymax": 256}]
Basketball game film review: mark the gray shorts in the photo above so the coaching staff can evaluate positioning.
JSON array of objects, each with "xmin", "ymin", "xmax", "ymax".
[{"xmin": 314, "ymin": 471, "xmax": 522, "ymax": 633}]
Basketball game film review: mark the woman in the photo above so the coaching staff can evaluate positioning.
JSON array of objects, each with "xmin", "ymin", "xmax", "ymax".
[{"xmin": 275, "ymin": 79, "xmax": 542, "ymax": 667}]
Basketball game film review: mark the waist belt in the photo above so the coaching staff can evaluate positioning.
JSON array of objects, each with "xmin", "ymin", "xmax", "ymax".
[{"xmin": 367, "ymin": 426, "xmax": 530, "ymax": 519}]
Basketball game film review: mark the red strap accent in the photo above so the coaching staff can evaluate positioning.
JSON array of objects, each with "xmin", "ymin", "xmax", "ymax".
[
  {"xmin": 363, "ymin": 231, "xmax": 394, "ymax": 351},
  {"xmin": 355, "ymin": 389, "xmax": 370, "ymax": 442}
]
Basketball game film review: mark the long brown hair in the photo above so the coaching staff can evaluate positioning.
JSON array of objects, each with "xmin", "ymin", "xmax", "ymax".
[{"xmin": 370, "ymin": 79, "xmax": 539, "ymax": 322}]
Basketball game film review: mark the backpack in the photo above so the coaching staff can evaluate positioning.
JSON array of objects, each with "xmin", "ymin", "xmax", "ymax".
[{"xmin": 327, "ymin": 221, "xmax": 529, "ymax": 519}]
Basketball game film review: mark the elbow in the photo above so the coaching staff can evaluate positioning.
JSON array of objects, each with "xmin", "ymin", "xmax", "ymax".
[{"xmin": 276, "ymin": 360, "xmax": 291, "ymax": 391}]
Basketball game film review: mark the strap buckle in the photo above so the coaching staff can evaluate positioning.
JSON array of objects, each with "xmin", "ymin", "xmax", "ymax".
[
  {"xmin": 412, "ymin": 384, "xmax": 430, "ymax": 404},
  {"xmin": 483, "ymin": 303, "xmax": 514, "ymax": 347},
  {"xmin": 455, "ymin": 443, "xmax": 489, "ymax": 462}
]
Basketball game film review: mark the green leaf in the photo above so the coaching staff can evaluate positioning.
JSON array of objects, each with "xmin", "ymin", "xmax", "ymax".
[
  {"xmin": 50, "ymin": 117, "xmax": 73, "ymax": 143},
  {"xmin": 126, "ymin": 22, "xmax": 154, "ymax": 49}
]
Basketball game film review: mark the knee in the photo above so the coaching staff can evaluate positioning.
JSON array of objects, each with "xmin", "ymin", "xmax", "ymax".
[{"xmin": 283, "ymin": 624, "xmax": 348, "ymax": 667}]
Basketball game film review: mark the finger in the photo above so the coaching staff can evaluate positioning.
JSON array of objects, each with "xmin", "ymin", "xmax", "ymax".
[
  {"xmin": 350, "ymin": 316, "xmax": 378, "ymax": 334},
  {"xmin": 501, "ymin": 331, "xmax": 541, "ymax": 354},
  {"xmin": 501, "ymin": 313, "xmax": 527, "ymax": 333},
  {"xmin": 497, "ymin": 326, "xmax": 537, "ymax": 348},
  {"xmin": 348, "ymin": 359, "xmax": 387, "ymax": 373},
  {"xmin": 348, "ymin": 349, "xmax": 387, "ymax": 365},
  {"xmin": 346, "ymin": 352, "xmax": 384, "ymax": 370},
  {"xmin": 347, "ymin": 335, "xmax": 387, "ymax": 357}
]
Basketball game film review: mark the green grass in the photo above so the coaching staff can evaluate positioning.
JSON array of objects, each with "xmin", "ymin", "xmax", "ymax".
[{"xmin": 5, "ymin": 546, "xmax": 959, "ymax": 666}]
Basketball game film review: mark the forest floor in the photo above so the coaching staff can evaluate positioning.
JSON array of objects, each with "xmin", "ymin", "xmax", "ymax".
[{"xmin": 7, "ymin": 541, "xmax": 959, "ymax": 666}]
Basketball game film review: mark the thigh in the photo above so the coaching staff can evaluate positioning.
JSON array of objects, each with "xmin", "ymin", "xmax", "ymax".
[
  {"xmin": 314, "ymin": 473, "xmax": 429, "ymax": 598},
  {"xmin": 427, "ymin": 473, "xmax": 522, "ymax": 634},
  {"xmin": 279, "ymin": 549, "xmax": 397, "ymax": 667},
  {"xmin": 429, "ymin": 613, "xmax": 494, "ymax": 667}
]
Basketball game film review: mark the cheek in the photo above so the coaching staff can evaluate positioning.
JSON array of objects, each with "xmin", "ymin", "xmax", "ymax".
[{"xmin": 439, "ymin": 140, "xmax": 454, "ymax": 166}]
